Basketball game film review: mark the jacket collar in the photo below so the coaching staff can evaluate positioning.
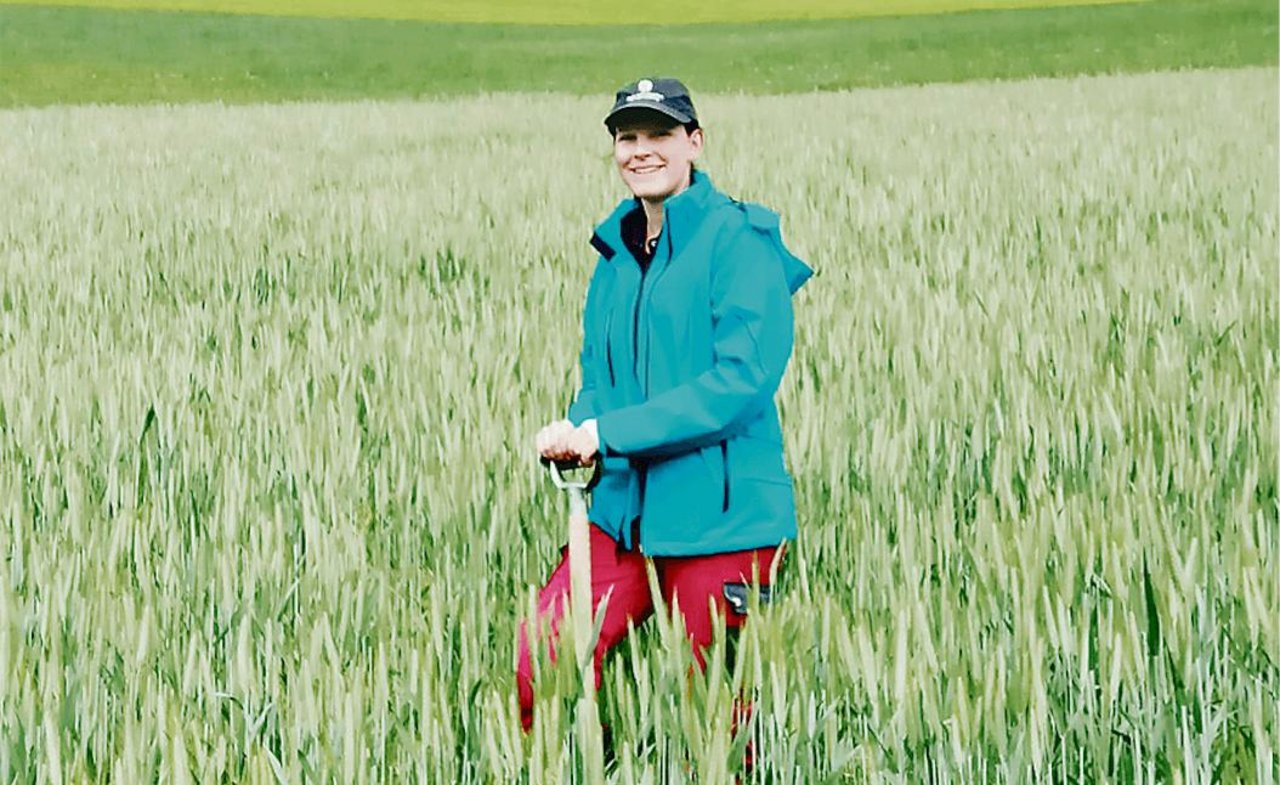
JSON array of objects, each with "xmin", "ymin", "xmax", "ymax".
[{"xmin": 590, "ymin": 170, "xmax": 723, "ymax": 262}]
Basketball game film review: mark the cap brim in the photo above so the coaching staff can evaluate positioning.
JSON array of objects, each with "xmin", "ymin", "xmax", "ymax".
[{"xmin": 604, "ymin": 103, "xmax": 693, "ymax": 130}]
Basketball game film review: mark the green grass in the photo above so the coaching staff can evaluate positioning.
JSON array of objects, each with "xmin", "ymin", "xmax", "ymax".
[
  {"xmin": 0, "ymin": 0, "xmax": 1274, "ymax": 107},
  {"xmin": 0, "ymin": 66, "xmax": 1275, "ymax": 782},
  {"xmin": 0, "ymin": 0, "xmax": 1137, "ymax": 25}
]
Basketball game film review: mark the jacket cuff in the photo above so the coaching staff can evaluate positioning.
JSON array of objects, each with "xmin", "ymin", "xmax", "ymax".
[{"xmin": 595, "ymin": 412, "xmax": 622, "ymax": 458}]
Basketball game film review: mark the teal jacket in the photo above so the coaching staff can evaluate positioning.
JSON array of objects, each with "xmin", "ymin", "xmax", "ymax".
[{"xmin": 567, "ymin": 172, "xmax": 812, "ymax": 556}]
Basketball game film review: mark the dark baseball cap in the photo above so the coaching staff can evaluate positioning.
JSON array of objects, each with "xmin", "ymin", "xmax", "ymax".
[{"xmin": 604, "ymin": 77, "xmax": 698, "ymax": 132}]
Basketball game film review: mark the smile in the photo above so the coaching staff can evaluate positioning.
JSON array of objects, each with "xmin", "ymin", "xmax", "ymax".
[{"xmin": 630, "ymin": 164, "xmax": 665, "ymax": 174}]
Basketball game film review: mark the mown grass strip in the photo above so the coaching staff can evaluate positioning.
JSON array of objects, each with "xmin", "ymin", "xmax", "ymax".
[
  {"xmin": 0, "ymin": 0, "xmax": 1137, "ymax": 25},
  {"xmin": 0, "ymin": 0, "xmax": 1275, "ymax": 107}
]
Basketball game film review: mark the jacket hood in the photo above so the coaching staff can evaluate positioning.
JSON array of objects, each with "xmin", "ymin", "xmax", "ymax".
[
  {"xmin": 737, "ymin": 202, "xmax": 813, "ymax": 295},
  {"xmin": 783, "ymin": 253, "xmax": 814, "ymax": 295}
]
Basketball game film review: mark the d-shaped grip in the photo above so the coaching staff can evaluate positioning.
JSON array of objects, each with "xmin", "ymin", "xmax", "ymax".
[{"xmin": 542, "ymin": 456, "xmax": 602, "ymax": 491}]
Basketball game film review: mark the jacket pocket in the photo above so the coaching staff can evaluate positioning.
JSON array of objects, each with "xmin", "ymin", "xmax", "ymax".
[
  {"xmin": 724, "ymin": 435, "xmax": 794, "ymax": 525},
  {"xmin": 729, "ymin": 434, "xmax": 788, "ymax": 482},
  {"xmin": 604, "ymin": 311, "xmax": 616, "ymax": 387},
  {"xmin": 644, "ymin": 442, "xmax": 724, "ymax": 530},
  {"xmin": 720, "ymin": 439, "xmax": 730, "ymax": 512}
]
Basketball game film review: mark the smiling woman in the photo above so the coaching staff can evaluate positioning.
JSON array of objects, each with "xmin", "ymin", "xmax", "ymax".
[{"xmin": 525, "ymin": 78, "xmax": 814, "ymax": 768}]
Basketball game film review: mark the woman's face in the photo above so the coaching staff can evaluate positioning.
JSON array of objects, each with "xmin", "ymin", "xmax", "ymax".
[{"xmin": 613, "ymin": 116, "xmax": 704, "ymax": 203}]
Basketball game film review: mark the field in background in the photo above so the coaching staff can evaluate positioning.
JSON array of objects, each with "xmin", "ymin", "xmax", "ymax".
[
  {"xmin": 0, "ymin": 0, "xmax": 1136, "ymax": 24},
  {"xmin": 1, "ymin": 0, "xmax": 1275, "ymax": 106},
  {"xmin": 0, "ymin": 67, "xmax": 1275, "ymax": 782}
]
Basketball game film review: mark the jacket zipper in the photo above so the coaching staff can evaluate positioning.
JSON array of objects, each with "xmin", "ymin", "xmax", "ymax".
[
  {"xmin": 636, "ymin": 233, "xmax": 676, "ymax": 395},
  {"xmin": 632, "ymin": 226, "xmax": 677, "ymax": 552},
  {"xmin": 631, "ymin": 256, "xmax": 647, "ymax": 552},
  {"xmin": 632, "ymin": 273, "xmax": 645, "ymax": 384},
  {"xmin": 632, "ymin": 233, "xmax": 667, "ymax": 552}
]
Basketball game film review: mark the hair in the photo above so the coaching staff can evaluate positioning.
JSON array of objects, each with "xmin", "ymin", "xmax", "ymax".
[{"xmin": 608, "ymin": 115, "xmax": 701, "ymax": 138}]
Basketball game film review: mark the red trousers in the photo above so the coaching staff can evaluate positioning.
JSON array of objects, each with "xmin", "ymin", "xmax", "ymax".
[{"xmin": 517, "ymin": 523, "xmax": 781, "ymax": 732}]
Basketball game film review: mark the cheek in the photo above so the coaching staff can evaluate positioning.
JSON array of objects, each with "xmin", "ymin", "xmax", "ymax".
[{"xmin": 661, "ymin": 142, "xmax": 689, "ymax": 166}]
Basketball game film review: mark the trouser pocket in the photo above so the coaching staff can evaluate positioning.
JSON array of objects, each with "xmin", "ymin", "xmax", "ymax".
[{"xmin": 722, "ymin": 582, "xmax": 773, "ymax": 616}]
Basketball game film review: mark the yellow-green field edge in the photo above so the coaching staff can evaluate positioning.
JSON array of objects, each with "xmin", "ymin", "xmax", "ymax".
[
  {"xmin": 0, "ymin": 0, "xmax": 1139, "ymax": 25},
  {"xmin": 3, "ymin": 0, "xmax": 1275, "ymax": 108}
]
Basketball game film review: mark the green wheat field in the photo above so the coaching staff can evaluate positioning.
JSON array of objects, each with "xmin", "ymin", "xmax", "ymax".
[{"xmin": 1, "ymin": 0, "xmax": 1277, "ymax": 782}]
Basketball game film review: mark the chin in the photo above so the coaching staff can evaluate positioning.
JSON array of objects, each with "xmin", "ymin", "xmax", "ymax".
[{"xmin": 629, "ymin": 182, "xmax": 679, "ymax": 201}]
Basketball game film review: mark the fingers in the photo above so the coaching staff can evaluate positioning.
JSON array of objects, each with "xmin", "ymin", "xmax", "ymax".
[
  {"xmin": 564, "ymin": 419, "xmax": 599, "ymax": 465},
  {"xmin": 536, "ymin": 419, "xmax": 576, "ymax": 461},
  {"xmin": 551, "ymin": 422, "xmax": 576, "ymax": 461},
  {"xmin": 536, "ymin": 419, "xmax": 598, "ymax": 465},
  {"xmin": 564, "ymin": 431, "xmax": 592, "ymax": 465}
]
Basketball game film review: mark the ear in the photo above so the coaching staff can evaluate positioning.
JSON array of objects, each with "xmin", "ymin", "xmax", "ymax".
[{"xmin": 688, "ymin": 127, "xmax": 705, "ymax": 161}]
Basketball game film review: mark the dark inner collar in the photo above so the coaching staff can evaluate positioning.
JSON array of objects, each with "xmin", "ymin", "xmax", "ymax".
[{"xmin": 621, "ymin": 207, "xmax": 658, "ymax": 268}]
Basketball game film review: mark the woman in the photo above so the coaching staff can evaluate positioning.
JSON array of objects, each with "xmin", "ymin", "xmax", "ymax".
[{"xmin": 521, "ymin": 76, "xmax": 812, "ymax": 735}]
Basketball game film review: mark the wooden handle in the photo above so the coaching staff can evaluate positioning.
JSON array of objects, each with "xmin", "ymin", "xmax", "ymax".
[
  {"xmin": 565, "ymin": 500, "xmax": 604, "ymax": 781},
  {"xmin": 567, "ymin": 502, "xmax": 593, "ymax": 672}
]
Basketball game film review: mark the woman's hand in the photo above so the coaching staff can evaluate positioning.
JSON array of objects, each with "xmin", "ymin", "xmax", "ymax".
[
  {"xmin": 564, "ymin": 420, "xmax": 600, "ymax": 465},
  {"xmin": 536, "ymin": 419, "xmax": 577, "ymax": 462},
  {"xmin": 536, "ymin": 419, "xmax": 600, "ymax": 465}
]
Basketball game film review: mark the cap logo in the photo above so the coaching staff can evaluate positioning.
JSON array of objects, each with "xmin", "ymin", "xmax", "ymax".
[{"xmin": 626, "ymin": 78, "xmax": 665, "ymax": 103}]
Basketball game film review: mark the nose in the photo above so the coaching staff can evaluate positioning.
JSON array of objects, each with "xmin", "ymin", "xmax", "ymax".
[{"xmin": 631, "ymin": 138, "xmax": 656, "ymax": 158}]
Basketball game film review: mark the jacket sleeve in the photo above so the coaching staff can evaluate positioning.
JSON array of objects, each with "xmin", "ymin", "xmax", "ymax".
[
  {"xmin": 566, "ymin": 260, "xmax": 605, "ymax": 426},
  {"xmin": 594, "ymin": 227, "xmax": 793, "ymax": 458}
]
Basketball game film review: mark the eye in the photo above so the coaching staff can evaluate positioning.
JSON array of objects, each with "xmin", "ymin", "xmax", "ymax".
[{"xmin": 616, "ymin": 132, "xmax": 636, "ymax": 142}]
